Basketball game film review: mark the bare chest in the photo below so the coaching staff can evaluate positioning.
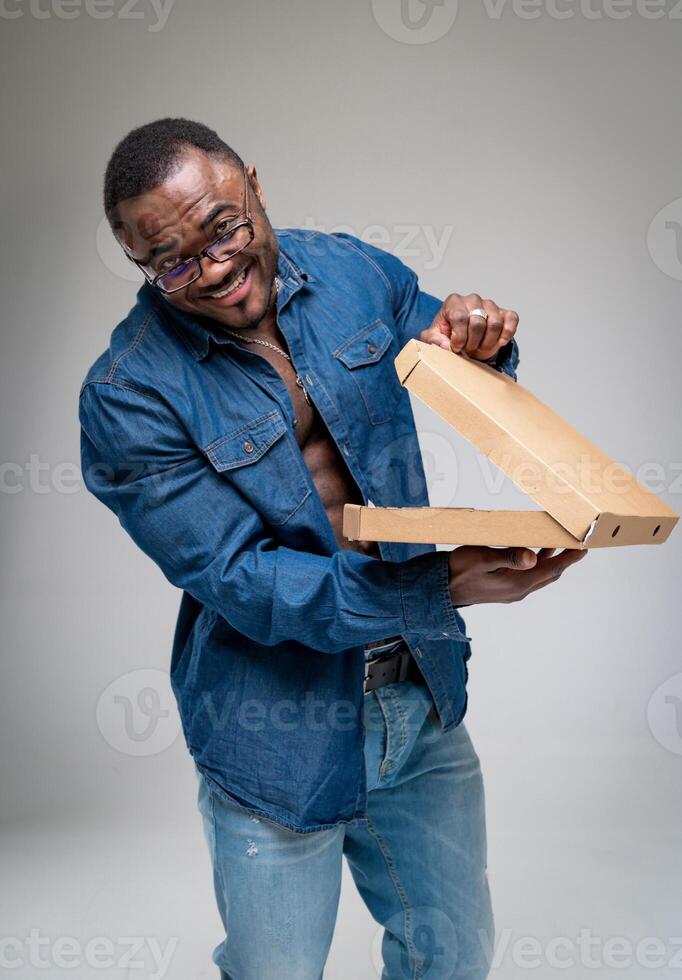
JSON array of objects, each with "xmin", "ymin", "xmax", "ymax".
[{"xmin": 234, "ymin": 342, "xmax": 378, "ymax": 556}]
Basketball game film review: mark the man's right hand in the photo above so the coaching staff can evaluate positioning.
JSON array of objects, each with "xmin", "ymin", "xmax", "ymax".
[{"xmin": 448, "ymin": 546, "xmax": 587, "ymax": 607}]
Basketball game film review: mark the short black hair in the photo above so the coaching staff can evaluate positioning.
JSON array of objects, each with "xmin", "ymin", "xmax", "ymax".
[{"xmin": 103, "ymin": 117, "xmax": 244, "ymax": 221}]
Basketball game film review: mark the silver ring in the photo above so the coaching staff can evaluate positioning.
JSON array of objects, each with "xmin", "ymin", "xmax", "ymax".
[{"xmin": 469, "ymin": 307, "xmax": 488, "ymax": 321}]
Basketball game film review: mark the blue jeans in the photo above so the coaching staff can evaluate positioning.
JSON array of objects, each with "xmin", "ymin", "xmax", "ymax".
[{"xmin": 195, "ymin": 680, "xmax": 493, "ymax": 979}]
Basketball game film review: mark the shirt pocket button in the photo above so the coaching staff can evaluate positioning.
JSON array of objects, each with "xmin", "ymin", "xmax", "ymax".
[{"xmin": 243, "ymin": 440, "xmax": 254, "ymax": 454}]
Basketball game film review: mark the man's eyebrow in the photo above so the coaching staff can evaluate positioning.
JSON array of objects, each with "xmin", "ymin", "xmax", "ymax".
[
  {"xmin": 144, "ymin": 199, "xmax": 241, "ymax": 262},
  {"xmin": 199, "ymin": 202, "xmax": 238, "ymax": 231},
  {"xmin": 147, "ymin": 239, "xmax": 179, "ymax": 261}
]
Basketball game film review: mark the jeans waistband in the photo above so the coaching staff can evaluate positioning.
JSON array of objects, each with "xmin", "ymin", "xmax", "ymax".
[{"xmin": 363, "ymin": 635, "xmax": 406, "ymax": 658}]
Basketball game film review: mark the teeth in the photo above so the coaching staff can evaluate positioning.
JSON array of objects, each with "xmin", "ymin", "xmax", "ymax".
[{"xmin": 210, "ymin": 266, "xmax": 249, "ymax": 298}]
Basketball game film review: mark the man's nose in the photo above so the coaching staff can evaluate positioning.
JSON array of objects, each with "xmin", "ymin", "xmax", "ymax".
[{"xmin": 195, "ymin": 253, "xmax": 238, "ymax": 291}]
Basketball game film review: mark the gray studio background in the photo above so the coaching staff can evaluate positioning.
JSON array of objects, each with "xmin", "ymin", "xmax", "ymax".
[{"xmin": 1, "ymin": 1, "xmax": 681, "ymax": 977}]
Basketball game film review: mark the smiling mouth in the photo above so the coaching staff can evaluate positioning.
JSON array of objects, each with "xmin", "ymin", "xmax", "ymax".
[{"xmin": 203, "ymin": 262, "xmax": 252, "ymax": 300}]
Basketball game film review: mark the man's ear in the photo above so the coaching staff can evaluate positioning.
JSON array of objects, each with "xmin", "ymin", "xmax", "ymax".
[{"xmin": 247, "ymin": 163, "xmax": 267, "ymax": 212}]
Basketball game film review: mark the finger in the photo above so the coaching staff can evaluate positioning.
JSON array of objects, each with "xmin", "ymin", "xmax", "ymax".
[
  {"xmin": 521, "ymin": 548, "xmax": 587, "ymax": 590},
  {"xmin": 531, "ymin": 548, "xmax": 586, "ymax": 576},
  {"xmin": 536, "ymin": 548, "xmax": 557, "ymax": 562},
  {"xmin": 475, "ymin": 300, "xmax": 504, "ymax": 359},
  {"xmin": 555, "ymin": 548, "xmax": 588, "ymax": 565},
  {"xmin": 485, "ymin": 548, "xmax": 585, "ymax": 602},
  {"xmin": 419, "ymin": 324, "xmax": 452, "ymax": 350},
  {"xmin": 450, "ymin": 545, "xmax": 538, "ymax": 573},
  {"xmin": 424, "ymin": 305, "xmax": 452, "ymax": 341},
  {"xmin": 499, "ymin": 309, "xmax": 519, "ymax": 349},
  {"xmin": 441, "ymin": 297, "xmax": 470, "ymax": 353},
  {"xmin": 464, "ymin": 294, "xmax": 487, "ymax": 353}
]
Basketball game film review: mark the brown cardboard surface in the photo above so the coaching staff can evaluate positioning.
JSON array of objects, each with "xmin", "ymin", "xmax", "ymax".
[
  {"xmin": 343, "ymin": 505, "xmax": 585, "ymax": 549},
  {"xmin": 342, "ymin": 341, "xmax": 678, "ymax": 550}
]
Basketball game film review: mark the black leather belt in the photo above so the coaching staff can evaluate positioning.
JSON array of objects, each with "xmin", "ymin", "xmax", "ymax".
[{"xmin": 364, "ymin": 639, "xmax": 425, "ymax": 694}]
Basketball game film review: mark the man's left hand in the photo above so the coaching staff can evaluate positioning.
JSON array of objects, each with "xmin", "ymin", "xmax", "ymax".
[{"xmin": 419, "ymin": 294, "xmax": 519, "ymax": 362}]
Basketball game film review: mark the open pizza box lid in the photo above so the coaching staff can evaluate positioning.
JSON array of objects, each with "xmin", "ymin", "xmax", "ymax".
[{"xmin": 343, "ymin": 340, "xmax": 678, "ymax": 550}]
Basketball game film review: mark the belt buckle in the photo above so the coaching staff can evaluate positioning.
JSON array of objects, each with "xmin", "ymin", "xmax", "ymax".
[
  {"xmin": 365, "ymin": 652, "xmax": 383, "ymax": 671},
  {"xmin": 364, "ymin": 653, "xmax": 383, "ymax": 690},
  {"xmin": 364, "ymin": 645, "xmax": 410, "ymax": 692}
]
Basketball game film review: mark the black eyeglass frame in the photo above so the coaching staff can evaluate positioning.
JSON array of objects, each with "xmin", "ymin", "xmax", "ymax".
[{"xmin": 125, "ymin": 165, "xmax": 254, "ymax": 295}]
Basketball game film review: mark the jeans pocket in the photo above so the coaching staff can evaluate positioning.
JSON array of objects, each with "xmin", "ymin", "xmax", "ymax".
[{"xmin": 363, "ymin": 691, "xmax": 388, "ymax": 789}]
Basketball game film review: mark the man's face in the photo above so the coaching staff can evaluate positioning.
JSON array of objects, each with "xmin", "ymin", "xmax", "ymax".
[{"xmin": 115, "ymin": 148, "xmax": 279, "ymax": 330}]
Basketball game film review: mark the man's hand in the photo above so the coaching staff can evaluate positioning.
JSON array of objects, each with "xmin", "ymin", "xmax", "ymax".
[
  {"xmin": 448, "ymin": 546, "xmax": 586, "ymax": 607},
  {"xmin": 419, "ymin": 294, "xmax": 519, "ymax": 362}
]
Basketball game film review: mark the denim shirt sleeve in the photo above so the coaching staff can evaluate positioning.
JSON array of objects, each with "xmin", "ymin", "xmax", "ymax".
[
  {"xmin": 331, "ymin": 232, "xmax": 520, "ymax": 381},
  {"xmin": 486, "ymin": 335, "xmax": 520, "ymax": 380},
  {"xmin": 79, "ymin": 380, "xmax": 463, "ymax": 653}
]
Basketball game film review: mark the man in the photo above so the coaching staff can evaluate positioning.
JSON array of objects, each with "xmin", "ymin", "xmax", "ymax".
[{"xmin": 80, "ymin": 117, "xmax": 585, "ymax": 979}]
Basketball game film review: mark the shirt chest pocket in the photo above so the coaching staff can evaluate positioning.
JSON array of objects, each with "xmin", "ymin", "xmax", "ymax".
[
  {"xmin": 204, "ymin": 410, "xmax": 311, "ymax": 526},
  {"xmin": 333, "ymin": 320, "xmax": 402, "ymax": 425}
]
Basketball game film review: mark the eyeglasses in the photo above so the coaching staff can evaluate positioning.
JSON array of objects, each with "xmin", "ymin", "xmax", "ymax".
[{"xmin": 127, "ymin": 166, "xmax": 254, "ymax": 294}]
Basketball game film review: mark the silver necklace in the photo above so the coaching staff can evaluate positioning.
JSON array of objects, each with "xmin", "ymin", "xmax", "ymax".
[{"xmin": 223, "ymin": 328, "xmax": 312, "ymax": 405}]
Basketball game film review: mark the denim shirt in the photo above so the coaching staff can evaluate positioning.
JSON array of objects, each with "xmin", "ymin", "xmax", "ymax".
[{"xmin": 79, "ymin": 229, "xmax": 519, "ymax": 834}]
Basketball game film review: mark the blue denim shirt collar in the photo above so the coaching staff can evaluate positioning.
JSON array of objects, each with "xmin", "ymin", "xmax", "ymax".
[{"xmin": 144, "ymin": 238, "xmax": 317, "ymax": 363}]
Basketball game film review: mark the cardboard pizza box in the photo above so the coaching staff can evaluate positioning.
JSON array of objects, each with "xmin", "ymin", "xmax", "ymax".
[{"xmin": 343, "ymin": 340, "xmax": 678, "ymax": 550}]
